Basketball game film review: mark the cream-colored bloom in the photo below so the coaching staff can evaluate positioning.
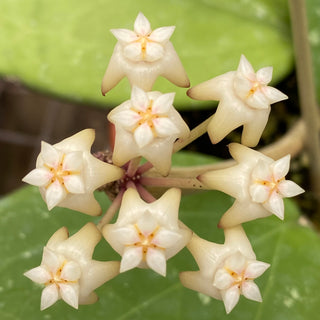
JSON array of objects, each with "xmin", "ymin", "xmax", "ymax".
[
  {"xmin": 22, "ymin": 129, "xmax": 124, "ymax": 215},
  {"xmin": 24, "ymin": 223, "xmax": 120, "ymax": 310},
  {"xmin": 187, "ymin": 55, "xmax": 288, "ymax": 147},
  {"xmin": 101, "ymin": 12, "xmax": 189, "ymax": 94},
  {"xmin": 180, "ymin": 226, "xmax": 269, "ymax": 314},
  {"xmin": 108, "ymin": 86, "xmax": 190, "ymax": 176},
  {"xmin": 199, "ymin": 143, "xmax": 304, "ymax": 228},
  {"xmin": 103, "ymin": 188, "xmax": 192, "ymax": 277}
]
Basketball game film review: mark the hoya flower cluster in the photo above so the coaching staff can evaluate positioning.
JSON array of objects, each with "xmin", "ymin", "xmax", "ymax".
[{"xmin": 23, "ymin": 12, "xmax": 304, "ymax": 314}]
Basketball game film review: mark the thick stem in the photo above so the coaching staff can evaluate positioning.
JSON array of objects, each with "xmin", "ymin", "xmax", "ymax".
[
  {"xmin": 289, "ymin": 0, "xmax": 320, "ymax": 205},
  {"xmin": 127, "ymin": 157, "xmax": 141, "ymax": 177},
  {"xmin": 173, "ymin": 116, "xmax": 213, "ymax": 153},
  {"xmin": 136, "ymin": 183, "xmax": 157, "ymax": 203},
  {"xmin": 97, "ymin": 189, "xmax": 124, "ymax": 230},
  {"xmin": 137, "ymin": 161, "xmax": 154, "ymax": 175},
  {"xmin": 140, "ymin": 176, "xmax": 208, "ymax": 190},
  {"xmin": 168, "ymin": 118, "xmax": 307, "ymax": 177}
]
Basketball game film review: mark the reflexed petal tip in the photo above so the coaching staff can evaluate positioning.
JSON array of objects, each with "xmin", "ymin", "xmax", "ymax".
[
  {"xmin": 24, "ymin": 266, "xmax": 51, "ymax": 284},
  {"xmin": 41, "ymin": 284, "xmax": 59, "ymax": 310},
  {"xmin": 238, "ymin": 54, "xmax": 255, "ymax": 78},
  {"xmin": 134, "ymin": 12, "xmax": 152, "ymax": 35},
  {"xmin": 222, "ymin": 285, "xmax": 240, "ymax": 314}
]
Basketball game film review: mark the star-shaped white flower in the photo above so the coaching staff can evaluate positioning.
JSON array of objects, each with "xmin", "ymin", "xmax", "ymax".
[
  {"xmin": 24, "ymin": 223, "xmax": 120, "ymax": 310},
  {"xmin": 108, "ymin": 86, "xmax": 190, "ymax": 176},
  {"xmin": 179, "ymin": 226, "xmax": 270, "ymax": 314},
  {"xmin": 101, "ymin": 12, "xmax": 189, "ymax": 94},
  {"xmin": 187, "ymin": 55, "xmax": 288, "ymax": 147},
  {"xmin": 22, "ymin": 129, "xmax": 124, "ymax": 215},
  {"xmin": 103, "ymin": 188, "xmax": 192, "ymax": 277},
  {"xmin": 198, "ymin": 143, "xmax": 304, "ymax": 228}
]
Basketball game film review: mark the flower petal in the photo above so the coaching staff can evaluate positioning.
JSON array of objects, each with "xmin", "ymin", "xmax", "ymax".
[
  {"xmin": 249, "ymin": 183, "xmax": 270, "ymax": 203},
  {"xmin": 225, "ymin": 252, "xmax": 247, "ymax": 274},
  {"xmin": 42, "ymin": 247, "xmax": 61, "ymax": 273},
  {"xmin": 131, "ymin": 86, "xmax": 150, "ymax": 112},
  {"xmin": 110, "ymin": 110, "xmax": 141, "ymax": 129},
  {"xmin": 271, "ymin": 154, "xmax": 290, "ymax": 181},
  {"xmin": 120, "ymin": 247, "xmax": 143, "ymax": 273},
  {"xmin": 136, "ymin": 212, "xmax": 158, "ymax": 236},
  {"xmin": 41, "ymin": 141, "xmax": 60, "ymax": 168},
  {"xmin": 61, "ymin": 261, "xmax": 81, "ymax": 281},
  {"xmin": 247, "ymin": 90, "xmax": 269, "ymax": 110},
  {"xmin": 146, "ymin": 247, "xmax": 167, "ymax": 276},
  {"xmin": 59, "ymin": 283, "xmax": 79, "ymax": 309},
  {"xmin": 278, "ymin": 180, "xmax": 305, "ymax": 198},
  {"xmin": 63, "ymin": 175, "xmax": 85, "ymax": 194},
  {"xmin": 264, "ymin": 86, "xmax": 288, "ymax": 104},
  {"xmin": 153, "ymin": 117, "xmax": 179, "ymax": 138},
  {"xmin": 149, "ymin": 26, "xmax": 175, "ymax": 42},
  {"xmin": 41, "ymin": 284, "xmax": 59, "ymax": 310},
  {"xmin": 45, "ymin": 180, "xmax": 67, "ymax": 210},
  {"xmin": 62, "ymin": 151, "xmax": 83, "ymax": 172},
  {"xmin": 152, "ymin": 229, "xmax": 182, "ymax": 248},
  {"xmin": 233, "ymin": 75, "xmax": 252, "ymax": 100},
  {"xmin": 241, "ymin": 281, "xmax": 262, "ymax": 302},
  {"xmin": 110, "ymin": 28, "xmax": 137, "ymax": 42},
  {"xmin": 237, "ymin": 55, "xmax": 255, "ymax": 80},
  {"xmin": 22, "ymin": 168, "xmax": 52, "ymax": 187},
  {"xmin": 133, "ymin": 123, "xmax": 154, "ymax": 148},
  {"xmin": 251, "ymin": 159, "xmax": 272, "ymax": 181},
  {"xmin": 263, "ymin": 191, "xmax": 284, "ymax": 219},
  {"xmin": 123, "ymin": 42, "xmax": 143, "ymax": 62},
  {"xmin": 222, "ymin": 285, "xmax": 240, "ymax": 314},
  {"xmin": 109, "ymin": 226, "xmax": 141, "ymax": 246},
  {"xmin": 256, "ymin": 66, "xmax": 273, "ymax": 85},
  {"xmin": 152, "ymin": 92, "xmax": 175, "ymax": 114},
  {"xmin": 145, "ymin": 42, "xmax": 164, "ymax": 62},
  {"xmin": 213, "ymin": 268, "xmax": 234, "ymax": 290},
  {"xmin": 245, "ymin": 261, "xmax": 270, "ymax": 279},
  {"xmin": 24, "ymin": 266, "xmax": 51, "ymax": 284},
  {"xmin": 134, "ymin": 12, "xmax": 151, "ymax": 35}
]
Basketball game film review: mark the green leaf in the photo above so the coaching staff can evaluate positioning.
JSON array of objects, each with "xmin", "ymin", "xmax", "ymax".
[
  {"xmin": 0, "ymin": 0, "xmax": 292, "ymax": 109},
  {"xmin": 306, "ymin": 0, "xmax": 320, "ymax": 103},
  {"xmin": 0, "ymin": 152, "xmax": 318, "ymax": 320}
]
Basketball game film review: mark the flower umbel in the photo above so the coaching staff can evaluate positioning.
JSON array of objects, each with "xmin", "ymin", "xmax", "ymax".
[
  {"xmin": 22, "ymin": 129, "xmax": 124, "ymax": 215},
  {"xmin": 24, "ymin": 223, "xmax": 120, "ymax": 310},
  {"xmin": 187, "ymin": 55, "xmax": 288, "ymax": 147},
  {"xmin": 103, "ymin": 188, "xmax": 192, "ymax": 276},
  {"xmin": 108, "ymin": 86, "xmax": 190, "ymax": 175},
  {"xmin": 199, "ymin": 143, "xmax": 304, "ymax": 228},
  {"xmin": 101, "ymin": 12, "xmax": 189, "ymax": 93}
]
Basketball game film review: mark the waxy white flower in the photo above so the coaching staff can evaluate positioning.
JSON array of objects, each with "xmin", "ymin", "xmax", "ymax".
[
  {"xmin": 180, "ymin": 226, "xmax": 270, "ymax": 314},
  {"xmin": 103, "ymin": 188, "xmax": 192, "ymax": 277},
  {"xmin": 24, "ymin": 223, "xmax": 120, "ymax": 310},
  {"xmin": 108, "ymin": 86, "xmax": 190, "ymax": 176},
  {"xmin": 101, "ymin": 12, "xmax": 189, "ymax": 94},
  {"xmin": 187, "ymin": 55, "xmax": 288, "ymax": 147},
  {"xmin": 22, "ymin": 129, "xmax": 124, "ymax": 215},
  {"xmin": 199, "ymin": 143, "xmax": 304, "ymax": 228}
]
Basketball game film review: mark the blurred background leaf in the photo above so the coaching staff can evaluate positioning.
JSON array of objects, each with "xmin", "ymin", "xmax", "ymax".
[
  {"xmin": 0, "ymin": 0, "xmax": 293, "ymax": 109},
  {"xmin": 0, "ymin": 151, "xmax": 318, "ymax": 320}
]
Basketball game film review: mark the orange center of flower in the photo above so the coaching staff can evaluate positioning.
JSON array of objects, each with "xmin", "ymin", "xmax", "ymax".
[
  {"xmin": 225, "ymin": 267, "xmax": 251, "ymax": 289},
  {"xmin": 247, "ymin": 81, "xmax": 261, "ymax": 97},
  {"xmin": 44, "ymin": 154, "xmax": 80, "ymax": 192},
  {"xmin": 255, "ymin": 176, "xmax": 285, "ymax": 201},
  {"xmin": 130, "ymin": 100, "xmax": 167, "ymax": 136},
  {"xmin": 45, "ymin": 261, "xmax": 78, "ymax": 287},
  {"xmin": 128, "ymin": 224, "xmax": 165, "ymax": 260}
]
